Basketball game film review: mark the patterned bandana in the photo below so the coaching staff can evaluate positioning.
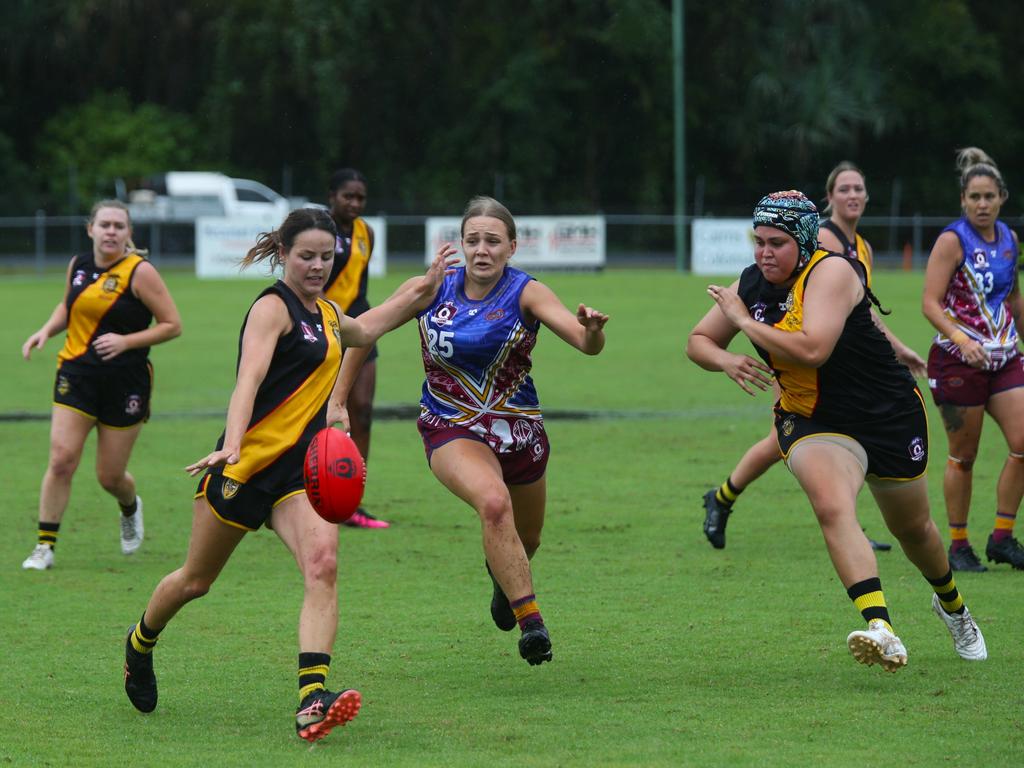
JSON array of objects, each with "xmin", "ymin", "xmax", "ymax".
[{"xmin": 752, "ymin": 190, "xmax": 819, "ymax": 277}]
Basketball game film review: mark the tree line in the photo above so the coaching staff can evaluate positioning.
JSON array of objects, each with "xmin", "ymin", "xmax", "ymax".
[{"xmin": 1, "ymin": 0, "xmax": 1021, "ymax": 218}]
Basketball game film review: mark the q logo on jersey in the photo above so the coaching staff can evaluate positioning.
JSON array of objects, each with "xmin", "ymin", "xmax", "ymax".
[
  {"xmin": 432, "ymin": 302, "xmax": 458, "ymax": 327},
  {"xmin": 750, "ymin": 302, "xmax": 767, "ymax": 323},
  {"xmin": 908, "ymin": 436, "xmax": 926, "ymax": 462},
  {"xmin": 300, "ymin": 321, "xmax": 318, "ymax": 343}
]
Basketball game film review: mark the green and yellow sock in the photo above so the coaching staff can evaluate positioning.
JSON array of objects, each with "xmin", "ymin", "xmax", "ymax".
[
  {"xmin": 846, "ymin": 577, "xmax": 893, "ymax": 633},
  {"xmin": 927, "ymin": 569, "xmax": 965, "ymax": 615},
  {"xmin": 299, "ymin": 652, "xmax": 331, "ymax": 704},
  {"xmin": 37, "ymin": 521, "xmax": 59, "ymax": 550}
]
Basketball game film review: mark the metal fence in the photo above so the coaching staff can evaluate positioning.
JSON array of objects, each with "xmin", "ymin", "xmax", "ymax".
[{"xmin": 1, "ymin": 212, "xmax": 1017, "ymax": 273}]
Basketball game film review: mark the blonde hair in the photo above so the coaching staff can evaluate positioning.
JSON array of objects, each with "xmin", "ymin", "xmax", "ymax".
[
  {"xmin": 822, "ymin": 161, "xmax": 866, "ymax": 215},
  {"xmin": 956, "ymin": 146, "xmax": 1007, "ymax": 198},
  {"xmin": 88, "ymin": 199, "xmax": 149, "ymax": 257},
  {"xmin": 461, "ymin": 196, "xmax": 516, "ymax": 240}
]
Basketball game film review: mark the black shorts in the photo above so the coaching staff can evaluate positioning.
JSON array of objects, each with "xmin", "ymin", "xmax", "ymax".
[
  {"xmin": 53, "ymin": 362, "xmax": 152, "ymax": 428},
  {"xmin": 774, "ymin": 395, "xmax": 929, "ymax": 482},
  {"xmin": 195, "ymin": 472, "xmax": 306, "ymax": 531}
]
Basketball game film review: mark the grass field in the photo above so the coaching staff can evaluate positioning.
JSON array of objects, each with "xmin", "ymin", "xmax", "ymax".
[{"xmin": 1, "ymin": 267, "xmax": 1022, "ymax": 767}]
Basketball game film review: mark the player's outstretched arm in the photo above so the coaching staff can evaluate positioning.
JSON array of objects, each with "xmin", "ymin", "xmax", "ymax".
[{"xmin": 521, "ymin": 280, "xmax": 608, "ymax": 355}]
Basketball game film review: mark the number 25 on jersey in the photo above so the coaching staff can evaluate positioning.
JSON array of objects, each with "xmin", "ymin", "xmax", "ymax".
[{"xmin": 427, "ymin": 329, "xmax": 454, "ymax": 358}]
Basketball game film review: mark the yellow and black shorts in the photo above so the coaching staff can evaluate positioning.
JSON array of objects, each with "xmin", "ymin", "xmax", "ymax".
[
  {"xmin": 774, "ymin": 401, "xmax": 929, "ymax": 482},
  {"xmin": 53, "ymin": 361, "xmax": 152, "ymax": 428},
  {"xmin": 195, "ymin": 472, "xmax": 306, "ymax": 531}
]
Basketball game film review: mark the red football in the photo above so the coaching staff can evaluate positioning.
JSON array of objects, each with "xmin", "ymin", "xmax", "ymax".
[{"xmin": 304, "ymin": 427, "xmax": 366, "ymax": 523}]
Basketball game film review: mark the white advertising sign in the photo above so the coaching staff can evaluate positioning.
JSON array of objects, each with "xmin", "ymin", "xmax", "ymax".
[
  {"xmin": 425, "ymin": 216, "xmax": 605, "ymax": 269},
  {"xmin": 196, "ymin": 214, "xmax": 387, "ymax": 278},
  {"xmin": 691, "ymin": 218, "xmax": 754, "ymax": 276}
]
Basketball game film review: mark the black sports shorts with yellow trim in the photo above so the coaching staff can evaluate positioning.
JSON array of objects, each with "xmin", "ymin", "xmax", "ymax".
[
  {"xmin": 53, "ymin": 361, "xmax": 152, "ymax": 427},
  {"xmin": 774, "ymin": 397, "xmax": 929, "ymax": 482},
  {"xmin": 195, "ymin": 472, "xmax": 306, "ymax": 531}
]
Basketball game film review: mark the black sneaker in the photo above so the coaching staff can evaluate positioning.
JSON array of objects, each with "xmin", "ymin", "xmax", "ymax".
[
  {"xmin": 124, "ymin": 627, "xmax": 158, "ymax": 713},
  {"xmin": 702, "ymin": 489, "xmax": 731, "ymax": 549},
  {"xmin": 485, "ymin": 562, "xmax": 516, "ymax": 631},
  {"xmin": 986, "ymin": 534, "xmax": 1024, "ymax": 569},
  {"xmin": 518, "ymin": 619, "xmax": 553, "ymax": 666},
  {"xmin": 948, "ymin": 544, "xmax": 987, "ymax": 572},
  {"xmin": 295, "ymin": 688, "xmax": 361, "ymax": 743}
]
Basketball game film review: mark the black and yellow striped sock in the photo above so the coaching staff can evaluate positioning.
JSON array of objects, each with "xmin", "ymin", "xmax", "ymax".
[
  {"xmin": 299, "ymin": 652, "xmax": 331, "ymax": 704},
  {"xmin": 927, "ymin": 569, "xmax": 965, "ymax": 615},
  {"xmin": 846, "ymin": 577, "xmax": 893, "ymax": 633},
  {"xmin": 37, "ymin": 521, "xmax": 59, "ymax": 550},
  {"xmin": 715, "ymin": 478, "xmax": 741, "ymax": 508},
  {"xmin": 130, "ymin": 614, "xmax": 162, "ymax": 654}
]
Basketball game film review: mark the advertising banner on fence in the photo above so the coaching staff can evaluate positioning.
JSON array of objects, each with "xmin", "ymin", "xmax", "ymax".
[
  {"xmin": 690, "ymin": 218, "xmax": 754, "ymax": 276},
  {"xmin": 196, "ymin": 215, "xmax": 387, "ymax": 278},
  {"xmin": 424, "ymin": 216, "xmax": 605, "ymax": 269}
]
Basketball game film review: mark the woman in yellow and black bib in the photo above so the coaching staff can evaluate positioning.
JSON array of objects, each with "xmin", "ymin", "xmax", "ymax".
[
  {"xmin": 122, "ymin": 207, "xmax": 453, "ymax": 742},
  {"xmin": 688, "ymin": 190, "xmax": 986, "ymax": 673},
  {"xmin": 324, "ymin": 168, "xmax": 389, "ymax": 528},
  {"xmin": 20, "ymin": 200, "xmax": 181, "ymax": 570}
]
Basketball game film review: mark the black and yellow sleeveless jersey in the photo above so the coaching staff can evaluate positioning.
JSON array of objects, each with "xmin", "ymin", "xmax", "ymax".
[
  {"xmin": 818, "ymin": 219, "xmax": 872, "ymax": 288},
  {"xmin": 737, "ymin": 250, "xmax": 916, "ymax": 425},
  {"xmin": 57, "ymin": 254, "xmax": 152, "ymax": 371},
  {"xmin": 213, "ymin": 281, "xmax": 343, "ymax": 492},
  {"xmin": 324, "ymin": 217, "xmax": 371, "ymax": 315}
]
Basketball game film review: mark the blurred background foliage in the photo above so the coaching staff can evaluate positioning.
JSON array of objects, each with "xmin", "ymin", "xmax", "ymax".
[{"xmin": 1, "ymin": 0, "xmax": 1020, "ymax": 215}]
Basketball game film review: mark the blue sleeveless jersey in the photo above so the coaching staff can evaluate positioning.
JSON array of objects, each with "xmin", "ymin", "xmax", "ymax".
[
  {"xmin": 417, "ymin": 266, "xmax": 542, "ymax": 431},
  {"xmin": 935, "ymin": 217, "xmax": 1019, "ymax": 368}
]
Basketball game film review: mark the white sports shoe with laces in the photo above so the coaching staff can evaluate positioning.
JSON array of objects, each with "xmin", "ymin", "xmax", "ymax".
[
  {"xmin": 932, "ymin": 593, "xmax": 987, "ymax": 661},
  {"xmin": 22, "ymin": 544, "xmax": 55, "ymax": 570},
  {"xmin": 847, "ymin": 619, "xmax": 908, "ymax": 672},
  {"xmin": 120, "ymin": 496, "xmax": 144, "ymax": 555}
]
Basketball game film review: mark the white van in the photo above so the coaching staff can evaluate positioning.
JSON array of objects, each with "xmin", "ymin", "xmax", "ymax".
[{"xmin": 127, "ymin": 172, "xmax": 293, "ymax": 222}]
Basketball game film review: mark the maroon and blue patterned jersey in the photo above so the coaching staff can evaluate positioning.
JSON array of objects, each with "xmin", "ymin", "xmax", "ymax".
[
  {"xmin": 935, "ymin": 217, "xmax": 1019, "ymax": 370},
  {"xmin": 417, "ymin": 266, "xmax": 542, "ymax": 452}
]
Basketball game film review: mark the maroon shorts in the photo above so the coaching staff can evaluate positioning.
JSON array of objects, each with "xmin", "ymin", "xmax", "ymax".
[
  {"xmin": 927, "ymin": 345, "xmax": 1024, "ymax": 407},
  {"xmin": 417, "ymin": 414, "xmax": 549, "ymax": 485}
]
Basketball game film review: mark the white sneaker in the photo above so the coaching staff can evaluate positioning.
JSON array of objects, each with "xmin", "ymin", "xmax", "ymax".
[
  {"xmin": 120, "ymin": 496, "xmax": 144, "ymax": 555},
  {"xmin": 932, "ymin": 593, "xmax": 987, "ymax": 661},
  {"xmin": 22, "ymin": 544, "xmax": 54, "ymax": 570},
  {"xmin": 847, "ymin": 619, "xmax": 908, "ymax": 672}
]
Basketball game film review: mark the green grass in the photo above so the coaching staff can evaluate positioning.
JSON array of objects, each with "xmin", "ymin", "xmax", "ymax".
[{"xmin": 0, "ymin": 268, "xmax": 1022, "ymax": 766}]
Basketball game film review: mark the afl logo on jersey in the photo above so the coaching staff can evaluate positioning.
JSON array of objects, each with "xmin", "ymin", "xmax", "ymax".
[
  {"xmin": 300, "ymin": 321, "xmax": 318, "ymax": 343},
  {"xmin": 432, "ymin": 301, "xmax": 458, "ymax": 327},
  {"xmin": 102, "ymin": 275, "xmax": 119, "ymax": 293}
]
